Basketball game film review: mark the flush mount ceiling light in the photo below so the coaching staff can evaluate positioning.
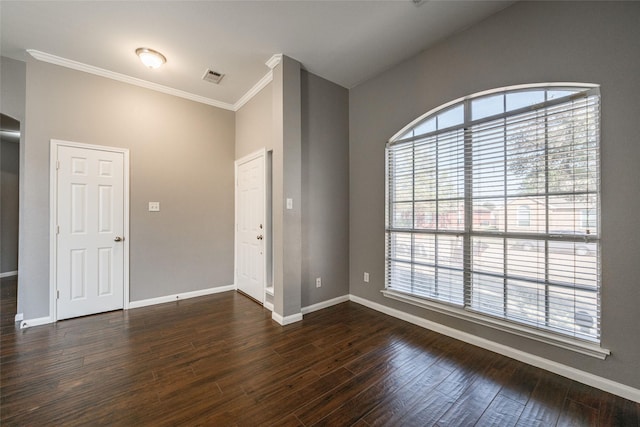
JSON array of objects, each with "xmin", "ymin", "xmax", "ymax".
[{"xmin": 135, "ymin": 47, "xmax": 166, "ymax": 69}]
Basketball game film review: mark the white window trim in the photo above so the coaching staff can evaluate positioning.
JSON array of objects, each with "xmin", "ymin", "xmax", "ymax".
[{"xmin": 382, "ymin": 288, "xmax": 610, "ymax": 359}]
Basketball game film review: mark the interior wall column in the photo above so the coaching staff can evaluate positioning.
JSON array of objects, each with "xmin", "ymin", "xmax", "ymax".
[{"xmin": 270, "ymin": 54, "xmax": 302, "ymax": 324}]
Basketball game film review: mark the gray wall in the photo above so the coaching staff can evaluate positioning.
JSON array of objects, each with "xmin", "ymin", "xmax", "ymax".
[
  {"xmin": 236, "ymin": 82, "xmax": 273, "ymax": 159},
  {"xmin": 349, "ymin": 1, "xmax": 640, "ymax": 389},
  {"xmin": 1, "ymin": 137, "xmax": 19, "ymax": 273},
  {"xmin": 1, "ymin": 57, "xmax": 26, "ymax": 124},
  {"xmin": 300, "ymin": 70, "xmax": 349, "ymax": 307},
  {"xmin": 21, "ymin": 59, "xmax": 235, "ymax": 318}
]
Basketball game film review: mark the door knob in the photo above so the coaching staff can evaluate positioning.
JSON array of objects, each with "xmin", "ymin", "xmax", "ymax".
[
  {"xmin": 114, "ymin": 236, "xmax": 124, "ymax": 242},
  {"xmin": 256, "ymin": 235, "xmax": 263, "ymax": 240}
]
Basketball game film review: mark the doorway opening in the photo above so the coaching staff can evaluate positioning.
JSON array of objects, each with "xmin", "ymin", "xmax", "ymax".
[
  {"xmin": 50, "ymin": 140, "xmax": 130, "ymax": 321},
  {"xmin": 234, "ymin": 149, "xmax": 273, "ymax": 308},
  {"xmin": 1, "ymin": 114, "xmax": 21, "ymax": 324}
]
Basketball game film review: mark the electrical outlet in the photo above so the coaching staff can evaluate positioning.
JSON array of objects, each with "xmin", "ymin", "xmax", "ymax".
[
  {"xmin": 148, "ymin": 201, "xmax": 160, "ymax": 212},
  {"xmin": 364, "ymin": 272, "xmax": 370, "ymax": 283},
  {"xmin": 316, "ymin": 277, "xmax": 322, "ymax": 288}
]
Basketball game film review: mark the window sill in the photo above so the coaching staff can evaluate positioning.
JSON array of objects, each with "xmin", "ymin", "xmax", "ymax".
[{"xmin": 381, "ymin": 289, "xmax": 610, "ymax": 360}]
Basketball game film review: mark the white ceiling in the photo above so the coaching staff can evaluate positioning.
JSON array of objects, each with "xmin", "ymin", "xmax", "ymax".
[{"xmin": 1, "ymin": 1, "xmax": 514, "ymax": 110}]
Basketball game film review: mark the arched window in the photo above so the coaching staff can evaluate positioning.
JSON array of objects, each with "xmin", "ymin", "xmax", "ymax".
[{"xmin": 385, "ymin": 84, "xmax": 600, "ymax": 343}]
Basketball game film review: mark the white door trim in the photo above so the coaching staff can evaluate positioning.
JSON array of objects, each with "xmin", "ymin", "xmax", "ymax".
[
  {"xmin": 234, "ymin": 148, "xmax": 268, "ymax": 303},
  {"xmin": 49, "ymin": 139, "xmax": 130, "ymax": 322}
]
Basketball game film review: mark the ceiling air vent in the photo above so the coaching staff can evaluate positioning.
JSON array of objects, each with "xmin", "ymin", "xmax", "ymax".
[{"xmin": 202, "ymin": 69, "xmax": 224, "ymax": 84}]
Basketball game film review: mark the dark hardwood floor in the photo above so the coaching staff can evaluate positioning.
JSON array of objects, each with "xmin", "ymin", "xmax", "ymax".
[{"xmin": 1, "ymin": 276, "xmax": 639, "ymax": 426}]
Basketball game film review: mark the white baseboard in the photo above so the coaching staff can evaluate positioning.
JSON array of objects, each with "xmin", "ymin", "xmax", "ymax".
[
  {"xmin": 301, "ymin": 294, "xmax": 350, "ymax": 315},
  {"xmin": 20, "ymin": 316, "xmax": 53, "ymax": 329},
  {"xmin": 349, "ymin": 294, "xmax": 640, "ymax": 403},
  {"xmin": 128, "ymin": 285, "xmax": 235, "ymax": 309},
  {"xmin": 15, "ymin": 313, "xmax": 24, "ymax": 322},
  {"xmin": 272, "ymin": 311, "xmax": 303, "ymax": 326},
  {"xmin": 18, "ymin": 286, "xmax": 236, "ymax": 329},
  {"xmin": 0, "ymin": 270, "xmax": 18, "ymax": 278},
  {"xmin": 270, "ymin": 294, "xmax": 350, "ymax": 325}
]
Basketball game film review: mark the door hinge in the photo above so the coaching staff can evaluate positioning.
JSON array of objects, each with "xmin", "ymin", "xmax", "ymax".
[
  {"xmin": 56, "ymin": 225, "xmax": 60, "ymax": 235},
  {"xmin": 56, "ymin": 160, "xmax": 60, "ymax": 170},
  {"xmin": 57, "ymin": 290, "xmax": 60, "ymax": 299}
]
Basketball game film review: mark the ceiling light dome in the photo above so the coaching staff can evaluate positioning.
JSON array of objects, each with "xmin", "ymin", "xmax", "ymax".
[{"xmin": 135, "ymin": 47, "xmax": 166, "ymax": 69}]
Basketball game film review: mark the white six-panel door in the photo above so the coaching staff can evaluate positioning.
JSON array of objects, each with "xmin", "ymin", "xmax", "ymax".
[
  {"xmin": 235, "ymin": 152, "xmax": 265, "ymax": 303},
  {"xmin": 55, "ymin": 143, "xmax": 126, "ymax": 320}
]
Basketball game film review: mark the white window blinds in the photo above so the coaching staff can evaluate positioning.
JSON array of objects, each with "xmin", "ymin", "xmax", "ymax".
[{"xmin": 386, "ymin": 85, "xmax": 600, "ymax": 342}]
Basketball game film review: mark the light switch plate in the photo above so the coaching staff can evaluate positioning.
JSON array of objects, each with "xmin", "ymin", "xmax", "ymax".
[
  {"xmin": 286, "ymin": 198, "xmax": 293, "ymax": 210},
  {"xmin": 149, "ymin": 202, "xmax": 160, "ymax": 212}
]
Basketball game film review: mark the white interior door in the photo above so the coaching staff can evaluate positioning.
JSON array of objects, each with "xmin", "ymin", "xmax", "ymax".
[
  {"xmin": 235, "ymin": 152, "xmax": 265, "ymax": 303},
  {"xmin": 56, "ymin": 144, "xmax": 126, "ymax": 320}
]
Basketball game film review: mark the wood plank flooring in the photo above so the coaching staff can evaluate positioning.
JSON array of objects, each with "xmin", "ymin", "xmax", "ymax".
[{"xmin": 1, "ymin": 276, "xmax": 639, "ymax": 426}]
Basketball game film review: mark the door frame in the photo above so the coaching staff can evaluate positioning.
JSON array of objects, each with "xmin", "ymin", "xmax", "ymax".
[
  {"xmin": 49, "ymin": 139, "xmax": 130, "ymax": 322},
  {"xmin": 234, "ymin": 148, "xmax": 269, "ymax": 304}
]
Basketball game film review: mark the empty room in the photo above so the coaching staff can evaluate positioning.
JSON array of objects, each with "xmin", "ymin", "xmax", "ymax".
[{"xmin": 1, "ymin": 1, "xmax": 639, "ymax": 425}]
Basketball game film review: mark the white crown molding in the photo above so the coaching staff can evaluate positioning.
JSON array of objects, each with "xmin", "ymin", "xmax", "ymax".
[
  {"xmin": 232, "ymin": 53, "xmax": 285, "ymax": 111},
  {"xmin": 27, "ymin": 49, "xmax": 281, "ymax": 113},
  {"xmin": 27, "ymin": 49, "xmax": 236, "ymax": 111},
  {"xmin": 265, "ymin": 53, "xmax": 283, "ymax": 70},
  {"xmin": 233, "ymin": 70, "xmax": 273, "ymax": 111}
]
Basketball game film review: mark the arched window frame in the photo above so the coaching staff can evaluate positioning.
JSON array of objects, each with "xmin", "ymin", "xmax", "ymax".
[{"xmin": 384, "ymin": 83, "xmax": 606, "ymax": 358}]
